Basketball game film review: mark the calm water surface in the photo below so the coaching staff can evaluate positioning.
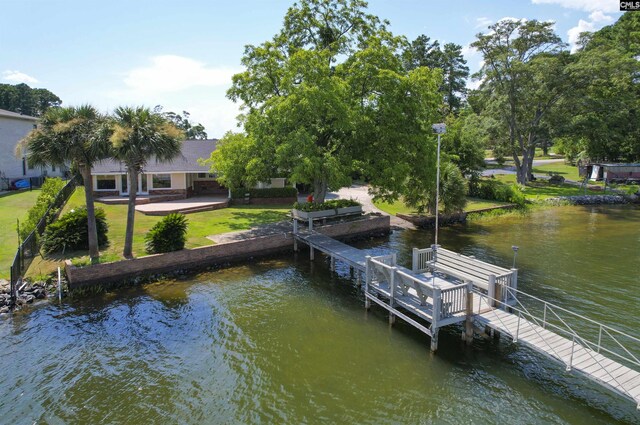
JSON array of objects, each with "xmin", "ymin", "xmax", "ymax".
[{"xmin": 1, "ymin": 205, "xmax": 639, "ymax": 424}]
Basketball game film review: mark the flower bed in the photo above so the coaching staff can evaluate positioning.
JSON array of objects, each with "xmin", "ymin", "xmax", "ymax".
[{"xmin": 292, "ymin": 199, "xmax": 362, "ymax": 220}]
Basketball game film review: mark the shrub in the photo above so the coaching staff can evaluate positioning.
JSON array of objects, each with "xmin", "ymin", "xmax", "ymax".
[
  {"xmin": 20, "ymin": 178, "xmax": 69, "ymax": 239},
  {"xmin": 469, "ymin": 179, "xmax": 526, "ymax": 207},
  {"xmin": 41, "ymin": 207, "xmax": 108, "ymax": 254},
  {"xmin": 440, "ymin": 162, "xmax": 468, "ymax": 213},
  {"xmin": 145, "ymin": 213, "xmax": 188, "ymax": 254},
  {"xmin": 293, "ymin": 199, "xmax": 360, "ymax": 212},
  {"xmin": 230, "ymin": 187, "xmax": 298, "ymax": 199}
]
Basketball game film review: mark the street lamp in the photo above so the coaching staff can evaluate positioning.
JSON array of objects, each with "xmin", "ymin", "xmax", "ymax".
[{"xmin": 432, "ymin": 123, "xmax": 446, "ymax": 247}]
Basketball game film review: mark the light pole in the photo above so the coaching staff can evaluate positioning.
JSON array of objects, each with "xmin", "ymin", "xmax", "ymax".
[{"xmin": 432, "ymin": 123, "xmax": 446, "ymax": 247}]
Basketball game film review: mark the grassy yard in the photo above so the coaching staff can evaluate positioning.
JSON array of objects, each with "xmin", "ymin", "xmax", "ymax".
[
  {"xmin": 531, "ymin": 162, "xmax": 581, "ymax": 181},
  {"xmin": 26, "ymin": 188, "xmax": 291, "ymax": 278},
  {"xmin": 0, "ymin": 190, "xmax": 41, "ymax": 279},
  {"xmin": 373, "ymin": 197, "xmax": 511, "ymax": 216},
  {"xmin": 492, "ymin": 174, "xmax": 602, "ymax": 200}
]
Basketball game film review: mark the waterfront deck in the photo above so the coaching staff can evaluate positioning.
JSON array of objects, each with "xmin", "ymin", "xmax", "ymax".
[{"xmin": 292, "ymin": 225, "xmax": 640, "ymax": 409}]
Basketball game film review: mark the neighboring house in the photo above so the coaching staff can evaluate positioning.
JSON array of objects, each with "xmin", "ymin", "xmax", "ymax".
[
  {"xmin": 91, "ymin": 139, "xmax": 225, "ymax": 199},
  {"xmin": 0, "ymin": 108, "xmax": 64, "ymax": 186},
  {"xmin": 586, "ymin": 163, "xmax": 640, "ymax": 184}
]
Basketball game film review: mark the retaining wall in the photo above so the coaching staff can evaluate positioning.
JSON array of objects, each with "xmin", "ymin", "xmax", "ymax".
[{"xmin": 65, "ymin": 215, "xmax": 390, "ymax": 289}]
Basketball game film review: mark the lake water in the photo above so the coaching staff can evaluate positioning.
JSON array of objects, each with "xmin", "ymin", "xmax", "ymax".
[{"xmin": 1, "ymin": 205, "xmax": 639, "ymax": 424}]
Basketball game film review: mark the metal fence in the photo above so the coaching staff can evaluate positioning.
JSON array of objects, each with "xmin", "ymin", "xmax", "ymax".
[{"xmin": 9, "ymin": 177, "xmax": 77, "ymax": 303}]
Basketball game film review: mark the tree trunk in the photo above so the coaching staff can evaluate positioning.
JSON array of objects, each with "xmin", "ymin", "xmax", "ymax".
[
  {"xmin": 123, "ymin": 169, "xmax": 138, "ymax": 259},
  {"xmin": 80, "ymin": 166, "xmax": 100, "ymax": 262},
  {"xmin": 313, "ymin": 178, "xmax": 328, "ymax": 203}
]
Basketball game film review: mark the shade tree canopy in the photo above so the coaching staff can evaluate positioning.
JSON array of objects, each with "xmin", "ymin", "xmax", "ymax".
[{"xmin": 211, "ymin": 0, "xmax": 443, "ymax": 203}]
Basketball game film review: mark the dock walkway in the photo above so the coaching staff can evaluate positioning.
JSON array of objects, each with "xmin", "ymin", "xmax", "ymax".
[{"xmin": 292, "ymin": 226, "xmax": 640, "ymax": 409}]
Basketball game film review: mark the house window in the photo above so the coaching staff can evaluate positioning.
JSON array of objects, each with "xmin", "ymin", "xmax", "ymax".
[
  {"xmin": 52, "ymin": 164, "xmax": 56, "ymax": 172},
  {"xmin": 197, "ymin": 173, "xmax": 216, "ymax": 178},
  {"xmin": 152, "ymin": 174, "xmax": 171, "ymax": 188},
  {"xmin": 96, "ymin": 175, "xmax": 116, "ymax": 190}
]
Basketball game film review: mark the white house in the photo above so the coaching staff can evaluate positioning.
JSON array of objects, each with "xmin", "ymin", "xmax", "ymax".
[{"xmin": 0, "ymin": 108, "xmax": 64, "ymax": 186}]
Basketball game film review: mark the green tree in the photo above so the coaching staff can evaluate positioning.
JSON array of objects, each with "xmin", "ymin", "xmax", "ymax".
[
  {"xmin": 472, "ymin": 19, "xmax": 569, "ymax": 184},
  {"xmin": 404, "ymin": 36, "xmax": 469, "ymax": 113},
  {"xmin": 201, "ymin": 131, "xmax": 257, "ymax": 190},
  {"xmin": 154, "ymin": 106, "xmax": 208, "ymax": 140},
  {"xmin": 222, "ymin": 0, "xmax": 442, "ymax": 203},
  {"xmin": 0, "ymin": 83, "xmax": 61, "ymax": 116},
  {"xmin": 109, "ymin": 106, "xmax": 184, "ymax": 259},
  {"xmin": 19, "ymin": 105, "xmax": 109, "ymax": 261},
  {"xmin": 555, "ymin": 14, "xmax": 640, "ymax": 163},
  {"xmin": 440, "ymin": 110, "xmax": 486, "ymax": 178}
]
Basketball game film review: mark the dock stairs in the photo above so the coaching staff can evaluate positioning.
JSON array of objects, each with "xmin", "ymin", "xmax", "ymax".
[{"xmin": 293, "ymin": 228, "xmax": 640, "ymax": 409}]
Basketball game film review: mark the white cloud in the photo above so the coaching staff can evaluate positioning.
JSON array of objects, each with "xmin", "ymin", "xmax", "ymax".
[
  {"xmin": 2, "ymin": 70, "xmax": 39, "ymax": 84},
  {"xmin": 475, "ymin": 17, "xmax": 493, "ymax": 29},
  {"xmin": 122, "ymin": 55, "xmax": 240, "ymax": 94},
  {"xmin": 531, "ymin": 0, "xmax": 619, "ymax": 13},
  {"xmin": 566, "ymin": 11, "xmax": 613, "ymax": 52},
  {"xmin": 588, "ymin": 10, "xmax": 613, "ymax": 23}
]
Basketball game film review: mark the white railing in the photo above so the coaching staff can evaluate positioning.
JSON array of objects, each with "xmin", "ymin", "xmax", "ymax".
[
  {"xmin": 369, "ymin": 255, "xmax": 469, "ymax": 320},
  {"xmin": 503, "ymin": 286, "xmax": 640, "ymax": 371},
  {"xmin": 412, "ymin": 247, "xmax": 435, "ymax": 273},
  {"xmin": 474, "ymin": 288, "xmax": 640, "ymax": 400}
]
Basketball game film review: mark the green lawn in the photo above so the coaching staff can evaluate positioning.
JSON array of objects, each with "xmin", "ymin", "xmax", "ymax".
[
  {"xmin": 0, "ymin": 190, "xmax": 42, "ymax": 279},
  {"xmin": 26, "ymin": 188, "xmax": 291, "ymax": 278},
  {"xmin": 373, "ymin": 197, "xmax": 511, "ymax": 216},
  {"xmin": 531, "ymin": 162, "xmax": 581, "ymax": 181},
  {"xmin": 492, "ymin": 174, "xmax": 602, "ymax": 200}
]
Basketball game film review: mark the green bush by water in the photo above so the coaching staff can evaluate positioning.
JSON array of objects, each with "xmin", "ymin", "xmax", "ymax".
[
  {"xmin": 41, "ymin": 207, "xmax": 108, "ymax": 254},
  {"xmin": 469, "ymin": 179, "xmax": 526, "ymax": 207},
  {"xmin": 145, "ymin": 213, "xmax": 188, "ymax": 254}
]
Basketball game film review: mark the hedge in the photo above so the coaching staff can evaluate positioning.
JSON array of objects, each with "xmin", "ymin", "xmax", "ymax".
[
  {"xmin": 468, "ymin": 179, "xmax": 526, "ymax": 206},
  {"xmin": 230, "ymin": 187, "xmax": 298, "ymax": 199}
]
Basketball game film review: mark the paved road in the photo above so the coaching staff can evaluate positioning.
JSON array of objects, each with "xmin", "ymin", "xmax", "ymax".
[{"xmin": 482, "ymin": 158, "xmax": 565, "ymax": 177}]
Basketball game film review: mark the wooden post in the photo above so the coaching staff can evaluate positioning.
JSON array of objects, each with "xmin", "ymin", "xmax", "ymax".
[
  {"xmin": 488, "ymin": 274, "xmax": 496, "ymax": 308},
  {"xmin": 389, "ymin": 266, "xmax": 397, "ymax": 325},
  {"xmin": 308, "ymin": 217, "xmax": 313, "ymax": 232},
  {"xmin": 464, "ymin": 281, "xmax": 474, "ymax": 345},
  {"xmin": 412, "ymin": 248, "xmax": 418, "ymax": 272},
  {"xmin": 310, "ymin": 246, "xmax": 314, "ymax": 261},
  {"xmin": 364, "ymin": 256, "xmax": 372, "ymax": 310},
  {"xmin": 356, "ymin": 271, "xmax": 361, "ymax": 287},
  {"xmin": 431, "ymin": 287, "xmax": 441, "ymax": 352},
  {"xmin": 431, "ymin": 244, "xmax": 439, "ymax": 264},
  {"xmin": 293, "ymin": 219, "xmax": 298, "ymax": 252},
  {"xmin": 330, "ymin": 256, "xmax": 335, "ymax": 271}
]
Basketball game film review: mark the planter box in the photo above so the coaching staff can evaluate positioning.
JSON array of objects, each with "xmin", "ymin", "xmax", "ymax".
[{"xmin": 292, "ymin": 205, "xmax": 362, "ymax": 220}]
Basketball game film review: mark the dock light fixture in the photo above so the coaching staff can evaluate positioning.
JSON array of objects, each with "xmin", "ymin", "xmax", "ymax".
[
  {"xmin": 432, "ymin": 123, "xmax": 446, "ymax": 247},
  {"xmin": 512, "ymin": 245, "xmax": 519, "ymax": 269}
]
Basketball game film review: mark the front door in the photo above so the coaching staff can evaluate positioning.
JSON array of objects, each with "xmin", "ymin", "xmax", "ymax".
[{"xmin": 120, "ymin": 174, "xmax": 148, "ymax": 195}]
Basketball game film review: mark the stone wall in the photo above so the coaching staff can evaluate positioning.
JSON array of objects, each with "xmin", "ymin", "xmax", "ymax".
[
  {"xmin": 66, "ymin": 215, "xmax": 390, "ymax": 289},
  {"xmin": 545, "ymin": 195, "xmax": 635, "ymax": 205}
]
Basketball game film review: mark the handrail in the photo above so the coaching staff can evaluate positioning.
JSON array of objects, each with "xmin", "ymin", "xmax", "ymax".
[{"xmin": 476, "ymin": 288, "xmax": 637, "ymax": 394}]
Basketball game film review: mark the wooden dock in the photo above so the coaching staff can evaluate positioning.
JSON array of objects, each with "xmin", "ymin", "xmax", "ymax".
[{"xmin": 292, "ymin": 226, "xmax": 640, "ymax": 409}]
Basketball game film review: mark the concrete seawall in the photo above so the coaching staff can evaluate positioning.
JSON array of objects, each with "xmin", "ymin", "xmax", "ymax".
[{"xmin": 65, "ymin": 215, "xmax": 391, "ymax": 289}]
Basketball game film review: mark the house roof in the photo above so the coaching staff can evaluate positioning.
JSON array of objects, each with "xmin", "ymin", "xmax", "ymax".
[
  {"xmin": 0, "ymin": 108, "xmax": 38, "ymax": 121},
  {"xmin": 92, "ymin": 139, "xmax": 218, "ymax": 174}
]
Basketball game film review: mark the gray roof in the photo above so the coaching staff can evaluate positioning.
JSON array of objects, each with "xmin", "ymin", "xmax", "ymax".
[
  {"xmin": 0, "ymin": 108, "xmax": 38, "ymax": 121},
  {"xmin": 92, "ymin": 139, "xmax": 218, "ymax": 174}
]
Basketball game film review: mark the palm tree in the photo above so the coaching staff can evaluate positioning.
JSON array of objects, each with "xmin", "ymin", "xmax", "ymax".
[
  {"xmin": 109, "ymin": 106, "xmax": 183, "ymax": 259},
  {"xmin": 20, "ymin": 105, "xmax": 109, "ymax": 262}
]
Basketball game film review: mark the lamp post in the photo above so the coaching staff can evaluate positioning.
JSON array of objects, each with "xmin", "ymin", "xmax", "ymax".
[
  {"xmin": 432, "ymin": 123, "xmax": 446, "ymax": 247},
  {"xmin": 512, "ymin": 245, "xmax": 519, "ymax": 269}
]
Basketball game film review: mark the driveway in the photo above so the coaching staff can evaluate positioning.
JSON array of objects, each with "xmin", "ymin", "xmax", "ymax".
[{"xmin": 482, "ymin": 158, "xmax": 565, "ymax": 177}]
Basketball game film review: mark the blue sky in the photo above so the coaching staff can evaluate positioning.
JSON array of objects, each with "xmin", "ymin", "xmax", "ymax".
[{"xmin": 0, "ymin": 0, "xmax": 623, "ymax": 137}]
